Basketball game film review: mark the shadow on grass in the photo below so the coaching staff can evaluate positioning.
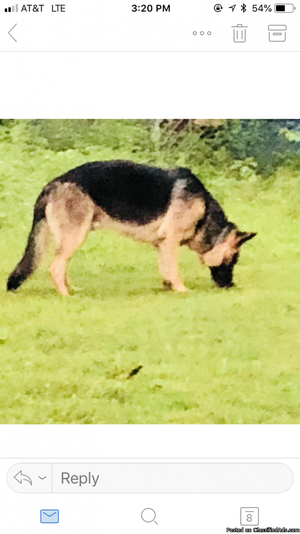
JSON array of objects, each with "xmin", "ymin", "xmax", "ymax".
[{"xmin": 2, "ymin": 267, "xmax": 245, "ymax": 302}]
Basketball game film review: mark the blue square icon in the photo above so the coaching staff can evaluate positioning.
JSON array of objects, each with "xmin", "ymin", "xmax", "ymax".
[{"xmin": 40, "ymin": 510, "xmax": 59, "ymax": 523}]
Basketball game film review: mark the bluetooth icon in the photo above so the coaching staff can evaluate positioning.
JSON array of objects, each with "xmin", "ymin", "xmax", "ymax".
[{"xmin": 241, "ymin": 3, "xmax": 247, "ymax": 11}]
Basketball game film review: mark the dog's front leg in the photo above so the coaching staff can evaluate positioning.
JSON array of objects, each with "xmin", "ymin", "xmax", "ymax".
[{"xmin": 157, "ymin": 238, "xmax": 187, "ymax": 292}]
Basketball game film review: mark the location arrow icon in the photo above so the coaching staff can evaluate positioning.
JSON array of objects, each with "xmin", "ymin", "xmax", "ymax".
[
  {"xmin": 8, "ymin": 24, "xmax": 17, "ymax": 42},
  {"xmin": 14, "ymin": 470, "xmax": 33, "ymax": 485}
]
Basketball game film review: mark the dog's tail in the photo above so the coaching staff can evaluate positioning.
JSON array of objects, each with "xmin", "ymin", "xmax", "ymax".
[{"xmin": 7, "ymin": 192, "xmax": 48, "ymax": 291}]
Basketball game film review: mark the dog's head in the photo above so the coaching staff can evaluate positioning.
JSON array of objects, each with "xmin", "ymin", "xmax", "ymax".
[{"xmin": 201, "ymin": 227, "xmax": 256, "ymax": 288}]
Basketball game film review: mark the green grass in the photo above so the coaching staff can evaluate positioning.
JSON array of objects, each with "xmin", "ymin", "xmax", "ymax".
[{"xmin": 1, "ymin": 131, "xmax": 300, "ymax": 423}]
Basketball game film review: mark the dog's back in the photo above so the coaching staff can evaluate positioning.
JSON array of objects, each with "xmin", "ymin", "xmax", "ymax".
[{"xmin": 51, "ymin": 160, "xmax": 207, "ymax": 225}]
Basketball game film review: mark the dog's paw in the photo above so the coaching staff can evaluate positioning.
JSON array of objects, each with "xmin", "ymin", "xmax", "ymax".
[
  {"xmin": 174, "ymin": 284, "xmax": 188, "ymax": 293},
  {"xmin": 162, "ymin": 280, "xmax": 188, "ymax": 292}
]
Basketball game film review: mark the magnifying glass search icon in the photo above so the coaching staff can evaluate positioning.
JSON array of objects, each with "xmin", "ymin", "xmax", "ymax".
[{"xmin": 141, "ymin": 508, "xmax": 158, "ymax": 525}]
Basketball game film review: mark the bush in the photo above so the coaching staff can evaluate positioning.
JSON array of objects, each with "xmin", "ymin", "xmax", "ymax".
[{"xmin": 1, "ymin": 119, "xmax": 300, "ymax": 179}]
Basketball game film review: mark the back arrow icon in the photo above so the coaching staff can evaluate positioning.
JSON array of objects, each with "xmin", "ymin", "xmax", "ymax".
[
  {"xmin": 14, "ymin": 470, "xmax": 33, "ymax": 485},
  {"xmin": 8, "ymin": 24, "xmax": 17, "ymax": 42}
]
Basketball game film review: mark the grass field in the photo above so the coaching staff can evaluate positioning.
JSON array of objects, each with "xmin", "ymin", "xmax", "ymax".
[{"xmin": 1, "ymin": 125, "xmax": 300, "ymax": 423}]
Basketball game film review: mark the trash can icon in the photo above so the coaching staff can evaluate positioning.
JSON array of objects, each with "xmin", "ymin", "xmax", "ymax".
[{"xmin": 232, "ymin": 24, "xmax": 247, "ymax": 43}]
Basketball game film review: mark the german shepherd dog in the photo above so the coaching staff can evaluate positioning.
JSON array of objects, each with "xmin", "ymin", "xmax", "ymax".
[{"xmin": 7, "ymin": 160, "xmax": 256, "ymax": 295}]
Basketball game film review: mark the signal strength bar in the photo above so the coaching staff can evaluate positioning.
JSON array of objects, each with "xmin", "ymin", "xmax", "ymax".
[{"xmin": 4, "ymin": 4, "xmax": 18, "ymax": 12}]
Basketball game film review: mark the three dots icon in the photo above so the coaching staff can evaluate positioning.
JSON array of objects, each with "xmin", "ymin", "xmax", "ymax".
[{"xmin": 193, "ymin": 31, "xmax": 212, "ymax": 36}]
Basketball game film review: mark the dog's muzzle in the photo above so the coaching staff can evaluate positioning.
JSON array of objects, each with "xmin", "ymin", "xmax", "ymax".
[{"xmin": 210, "ymin": 264, "xmax": 234, "ymax": 289}]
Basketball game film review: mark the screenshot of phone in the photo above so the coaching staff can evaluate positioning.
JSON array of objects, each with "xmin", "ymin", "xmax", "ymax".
[{"xmin": 0, "ymin": 0, "xmax": 300, "ymax": 532}]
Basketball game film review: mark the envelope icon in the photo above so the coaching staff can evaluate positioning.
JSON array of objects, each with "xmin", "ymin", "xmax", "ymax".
[{"xmin": 40, "ymin": 509, "xmax": 59, "ymax": 523}]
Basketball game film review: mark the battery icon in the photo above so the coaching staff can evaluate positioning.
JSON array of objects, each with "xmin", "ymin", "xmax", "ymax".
[{"xmin": 274, "ymin": 3, "xmax": 296, "ymax": 12}]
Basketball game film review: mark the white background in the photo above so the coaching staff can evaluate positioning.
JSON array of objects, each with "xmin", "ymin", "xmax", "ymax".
[
  {"xmin": 0, "ymin": 0, "xmax": 299, "ymax": 51},
  {"xmin": 1, "ymin": 52, "xmax": 300, "ymax": 119},
  {"xmin": 2, "ymin": 458, "xmax": 300, "ymax": 533},
  {"xmin": 1, "ymin": 18, "xmax": 300, "ymax": 528}
]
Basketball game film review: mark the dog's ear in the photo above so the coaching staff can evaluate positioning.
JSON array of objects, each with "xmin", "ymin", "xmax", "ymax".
[{"xmin": 236, "ymin": 231, "xmax": 257, "ymax": 247}]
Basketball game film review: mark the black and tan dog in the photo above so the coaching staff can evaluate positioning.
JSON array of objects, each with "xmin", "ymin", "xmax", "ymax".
[{"xmin": 7, "ymin": 160, "xmax": 256, "ymax": 295}]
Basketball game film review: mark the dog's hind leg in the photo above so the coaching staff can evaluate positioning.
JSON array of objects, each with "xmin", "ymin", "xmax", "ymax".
[
  {"xmin": 48, "ymin": 219, "xmax": 93, "ymax": 295},
  {"xmin": 46, "ymin": 186, "xmax": 94, "ymax": 295},
  {"xmin": 49, "ymin": 232, "xmax": 89, "ymax": 296}
]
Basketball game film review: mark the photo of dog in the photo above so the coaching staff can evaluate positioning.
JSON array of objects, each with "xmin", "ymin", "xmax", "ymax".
[
  {"xmin": 1, "ymin": 119, "xmax": 299, "ymax": 424},
  {"xmin": 7, "ymin": 160, "xmax": 256, "ymax": 296}
]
